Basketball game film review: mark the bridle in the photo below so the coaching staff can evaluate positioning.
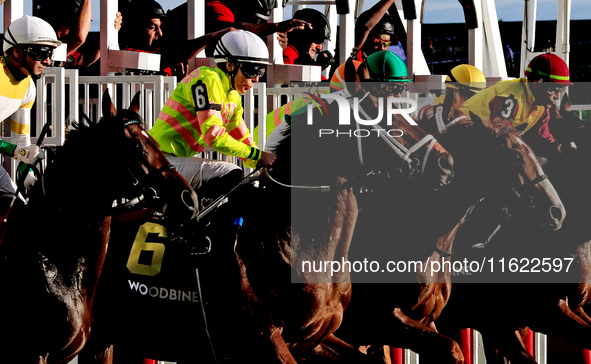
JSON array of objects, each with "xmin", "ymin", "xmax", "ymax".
[
  {"xmin": 110, "ymin": 119, "xmax": 177, "ymax": 216},
  {"xmin": 264, "ymin": 96, "xmax": 442, "ymax": 192}
]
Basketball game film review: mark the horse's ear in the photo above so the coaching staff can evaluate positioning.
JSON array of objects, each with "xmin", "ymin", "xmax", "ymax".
[
  {"xmin": 130, "ymin": 92, "xmax": 141, "ymax": 114},
  {"xmin": 102, "ymin": 89, "xmax": 117, "ymax": 118},
  {"xmin": 442, "ymin": 89, "xmax": 455, "ymax": 119},
  {"xmin": 561, "ymin": 92, "xmax": 571, "ymax": 112}
]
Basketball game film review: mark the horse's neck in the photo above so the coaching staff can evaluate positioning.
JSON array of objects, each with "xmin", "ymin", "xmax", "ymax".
[{"xmin": 290, "ymin": 186, "xmax": 358, "ymax": 269}]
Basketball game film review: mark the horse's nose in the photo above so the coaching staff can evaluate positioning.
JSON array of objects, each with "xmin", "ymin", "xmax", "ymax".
[{"xmin": 549, "ymin": 205, "xmax": 565, "ymax": 230}]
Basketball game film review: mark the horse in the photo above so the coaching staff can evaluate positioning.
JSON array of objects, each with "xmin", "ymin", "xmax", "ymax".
[
  {"xmin": 80, "ymin": 72, "xmax": 457, "ymax": 363},
  {"xmin": 0, "ymin": 90, "xmax": 198, "ymax": 363},
  {"xmin": 332, "ymin": 99, "xmax": 567, "ymax": 364},
  {"xmin": 433, "ymin": 96, "xmax": 591, "ymax": 364}
]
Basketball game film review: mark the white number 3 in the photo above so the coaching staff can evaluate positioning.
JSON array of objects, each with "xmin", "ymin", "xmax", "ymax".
[{"xmin": 501, "ymin": 98, "xmax": 515, "ymax": 119}]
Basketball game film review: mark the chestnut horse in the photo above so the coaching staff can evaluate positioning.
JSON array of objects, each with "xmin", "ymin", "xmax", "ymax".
[
  {"xmin": 436, "ymin": 98, "xmax": 590, "ymax": 364},
  {"xmin": 81, "ymin": 75, "xmax": 456, "ymax": 363},
  {"xmin": 333, "ymin": 101, "xmax": 566, "ymax": 364},
  {"xmin": 0, "ymin": 90, "xmax": 197, "ymax": 363}
]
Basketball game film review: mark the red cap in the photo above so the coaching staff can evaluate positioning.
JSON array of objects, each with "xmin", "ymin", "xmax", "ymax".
[{"xmin": 524, "ymin": 53, "xmax": 573, "ymax": 85}]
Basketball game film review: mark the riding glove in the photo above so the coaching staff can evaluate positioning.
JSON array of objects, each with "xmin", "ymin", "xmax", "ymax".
[
  {"xmin": 14, "ymin": 145, "xmax": 43, "ymax": 165},
  {"xmin": 23, "ymin": 170, "xmax": 37, "ymax": 191}
]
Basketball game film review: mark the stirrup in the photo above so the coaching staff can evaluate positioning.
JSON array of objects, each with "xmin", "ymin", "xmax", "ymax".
[
  {"xmin": 471, "ymin": 224, "xmax": 502, "ymax": 249},
  {"xmin": 191, "ymin": 236, "xmax": 212, "ymax": 256}
]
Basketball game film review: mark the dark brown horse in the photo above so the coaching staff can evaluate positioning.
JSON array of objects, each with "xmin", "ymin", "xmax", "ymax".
[
  {"xmin": 0, "ymin": 90, "xmax": 197, "ymax": 363},
  {"xmin": 80, "ymin": 72, "xmax": 456, "ymax": 363}
]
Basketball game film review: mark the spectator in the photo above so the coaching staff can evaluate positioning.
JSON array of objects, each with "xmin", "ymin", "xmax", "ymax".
[
  {"xmin": 281, "ymin": 8, "xmax": 334, "ymax": 78},
  {"xmin": 504, "ymin": 44, "xmax": 515, "ymax": 73},
  {"xmin": 36, "ymin": 0, "xmax": 123, "ymax": 68},
  {"xmin": 120, "ymin": 0, "xmax": 304, "ymax": 80}
]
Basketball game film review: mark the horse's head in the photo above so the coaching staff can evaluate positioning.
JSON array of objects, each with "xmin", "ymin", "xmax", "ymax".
[
  {"xmin": 337, "ymin": 63, "xmax": 455, "ymax": 192},
  {"xmin": 469, "ymin": 111, "xmax": 565, "ymax": 231},
  {"xmin": 101, "ymin": 90, "xmax": 198, "ymax": 222},
  {"xmin": 387, "ymin": 114, "xmax": 454, "ymax": 192}
]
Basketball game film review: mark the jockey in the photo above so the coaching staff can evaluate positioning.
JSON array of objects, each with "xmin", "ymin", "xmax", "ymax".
[
  {"xmin": 265, "ymin": 50, "xmax": 411, "ymax": 151},
  {"xmin": 417, "ymin": 64, "xmax": 486, "ymax": 133},
  {"xmin": 0, "ymin": 16, "xmax": 61, "ymax": 197},
  {"xmin": 149, "ymin": 30, "xmax": 276, "ymax": 209},
  {"xmin": 435, "ymin": 64, "xmax": 486, "ymax": 105},
  {"xmin": 454, "ymin": 53, "xmax": 573, "ymax": 251},
  {"xmin": 461, "ymin": 52, "xmax": 572, "ymax": 158},
  {"xmin": 256, "ymin": 50, "xmax": 408, "ymax": 145}
]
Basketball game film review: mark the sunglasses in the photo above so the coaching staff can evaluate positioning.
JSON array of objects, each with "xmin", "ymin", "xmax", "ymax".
[
  {"xmin": 239, "ymin": 62, "xmax": 266, "ymax": 79},
  {"xmin": 21, "ymin": 45, "xmax": 54, "ymax": 61},
  {"xmin": 371, "ymin": 36, "xmax": 392, "ymax": 47}
]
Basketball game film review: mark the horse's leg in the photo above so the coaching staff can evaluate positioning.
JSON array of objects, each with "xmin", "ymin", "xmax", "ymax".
[
  {"xmin": 299, "ymin": 335, "xmax": 378, "ymax": 364},
  {"xmin": 228, "ymin": 251, "xmax": 298, "ymax": 364},
  {"xmin": 528, "ymin": 298, "xmax": 591, "ymax": 350},
  {"xmin": 388, "ymin": 308, "xmax": 464, "ymax": 364},
  {"xmin": 485, "ymin": 328, "xmax": 536, "ymax": 364},
  {"xmin": 574, "ymin": 306, "xmax": 591, "ymax": 326},
  {"xmin": 478, "ymin": 328, "xmax": 536, "ymax": 364}
]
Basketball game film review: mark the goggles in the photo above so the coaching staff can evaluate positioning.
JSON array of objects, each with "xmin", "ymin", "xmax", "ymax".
[
  {"xmin": 371, "ymin": 36, "xmax": 392, "ymax": 48},
  {"xmin": 21, "ymin": 45, "xmax": 55, "ymax": 61},
  {"xmin": 239, "ymin": 62, "xmax": 266, "ymax": 79},
  {"xmin": 375, "ymin": 83, "xmax": 406, "ymax": 95},
  {"xmin": 546, "ymin": 85, "xmax": 567, "ymax": 96}
]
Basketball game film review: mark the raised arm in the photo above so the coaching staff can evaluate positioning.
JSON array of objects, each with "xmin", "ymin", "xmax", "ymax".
[
  {"xmin": 63, "ymin": 0, "xmax": 92, "ymax": 56},
  {"xmin": 354, "ymin": 0, "xmax": 396, "ymax": 51},
  {"xmin": 228, "ymin": 18, "xmax": 311, "ymax": 38}
]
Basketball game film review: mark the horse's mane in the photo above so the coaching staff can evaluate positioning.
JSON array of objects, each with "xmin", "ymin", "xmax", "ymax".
[{"xmin": 32, "ymin": 112, "xmax": 134, "ymax": 220}]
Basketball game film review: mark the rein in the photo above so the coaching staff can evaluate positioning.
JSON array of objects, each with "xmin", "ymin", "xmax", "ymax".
[
  {"xmin": 495, "ymin": 126, "xmax": 550, "ymax": 192},
  {"xmin": 435, "ymin": 105, "xmax": 467, "ymax": 134},
  {"xmin": 355, "ymin": 100, "xmax": 439, "ymax": 175},
  {"xmin": 110, "ymin": 120, "xmax": 177, "ymax": 216}
]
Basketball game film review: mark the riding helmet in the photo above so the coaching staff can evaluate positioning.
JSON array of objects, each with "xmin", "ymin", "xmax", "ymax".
[
  {"xmin": 445, "ymin": 64, "xmax": 486, "ymax": 91},
  {"xmin": 366, "ymin": 50, "xmax": 411, "ymax": 82},
  {"xmin": 213, "ymin": 30, "xmax": 271, "ymax": 65},
  {"xmin": 524, "ymin": 52, "xmax": 573, "ymax": 85},
  {"xmin": 3, "ymin": 15, "xmax": 61, "ymax": 53}
]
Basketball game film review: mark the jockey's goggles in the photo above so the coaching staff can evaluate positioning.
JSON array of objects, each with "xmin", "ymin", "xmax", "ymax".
[
  {"xmin": 239, "ymin": 62, "xmax": 266, "ymax": 79},
  {"xmin": 375, "ymin": 83, "xmax": 406, "ymax": 95},
  {"xmin": 371, "ymin": 36, "xmax": 392, "ymax": 47},
  {"xmin": 22, "ymin": 45, "xmax": 55, "ymax": 61},
  {"xmin": 546, "ymin": 85, "xmax": 567, "ymax": 96}
]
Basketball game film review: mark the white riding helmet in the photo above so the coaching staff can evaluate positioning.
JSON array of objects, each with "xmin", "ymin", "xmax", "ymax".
[
  {"xmin": 213, "ymin": 30, "xmax": 271, "ymax": 65},
  {"xmin": 3, "ymin": 15, "xmax": 62, "ymax": 53}
]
